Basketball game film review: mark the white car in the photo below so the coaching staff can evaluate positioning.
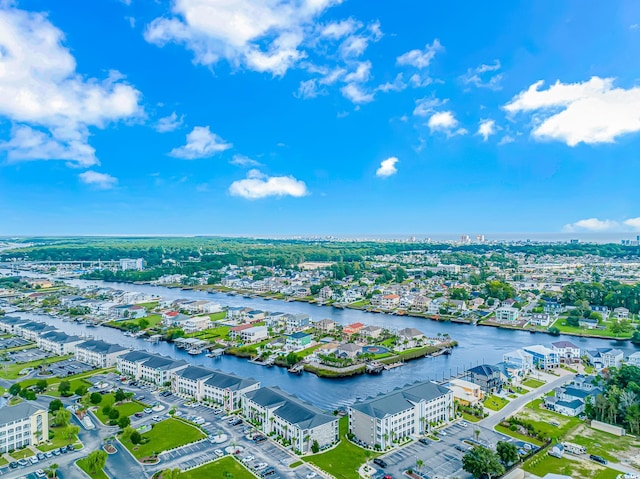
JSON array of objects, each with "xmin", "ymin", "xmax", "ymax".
[
  {"xmin": 214, "ymin": 449, "xmax": 224, "ymax": 457},
  {"xmin": 254, "ymin": 463, "xmax": 268, "ymax": 471},
  {"xmin": 242, "ymin": 455, "xmax": 255, "ymax": 462},
  {"xmin": 152, "ymin": 415, "xmax": 161, "ymax": 422},
  {"xmin": 460, "ymin": 421, "xmax": 468, "ymax": 428},
  {"xmin": 306, "ymin": 473, "xmax": 317, "ymax": 479}
]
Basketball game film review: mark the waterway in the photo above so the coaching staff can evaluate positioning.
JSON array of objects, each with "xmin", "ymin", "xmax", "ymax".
[{"xmin": 5, "ymin": 273, "xmax": 639, "ymax": 410}]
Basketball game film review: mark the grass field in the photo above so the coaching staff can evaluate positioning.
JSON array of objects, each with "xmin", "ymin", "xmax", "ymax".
[
  {"xmin": 0, "ymin": 354, "xmax": 73, "ymax": 380},
  {"xmin": 77, "ymin": 457, "xmax": 109, "ymax": 479},
  {"xmin": 517, "ymin": 399, "xmax": 582, "ymax": 441},
  {"xmin": 120, "ymin": 418, "xmax": 205, "ymax": 459},
  {"xmin": 522, "ymin": 378, "xmax": 545, "ymax": 388},
  {"xmin": 182, "ymin": 457, "xmax": 254, "ymax": 479},
  {"xmin": 494, "ymin": 424, "xmax": 544, "ymax": 447},
  {"xmin": 307, "ymin": 416, "xmax": 378, "ymax": 479},
  {"xmin": 9, "ymin": 448, "xmax": 35, "ymax": 460},
  {"xmin": 0, "ymin": 457, "xmax": 7, "ymax": 467},
  {"xmin": 523, "ymin": 453, "xmax": 618, "ymax": 479},
  {"xmin": 92, "ymin": 393, "xmax": 147, "ymax": 424},
  {"xmin": 551, "ymin": 318, "xmax": 632, "ymax": 339},
  {"xmin": 460, "ymin": 412, "xmax": 481, "ymax": 423},
  {"xmin": 564, "ymin": 424, "xmax": 640, "ymax": 463},
  {"xmin": 484, "ymin": 395, "xmax": 509, "ymax": 411},
  {"xmin": 37, "ymin": 425, "xmax": 79, "ymax": 451},
  {"xmin": 209, "ymin": 311, "xmax": 227, "ymax": 321}
]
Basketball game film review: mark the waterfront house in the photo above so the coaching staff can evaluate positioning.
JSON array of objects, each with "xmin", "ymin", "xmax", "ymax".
[
  {"xmin": 314, "ymin": 318, "xmax": 337, "ymax": 333},
  {"xmin": 627, "ymin": 352, "xmax": 640, "ymax": 367},
  {"xmin": 285, "ymin": 313, "xmax": 311, "ymax": 333},
  {"xmin": 380, "ymin": 294, "xmax": 400, "ymax": 310},
  {"xmin": 529, "ymin": 313, "xmax": 551, "ymax": 327},
  {"xmin": 427, "ymin": 298, "xmax": 445, "ymax": 315},
  {"xmin": 448, "ymin": 299, "xmax": 467, "ymax": 311},
  {"xmin": 613, "ymin": 307, "xmax": 630, "ymax": 319},
  {"xmin": 117, "ymin": 351, "xmax": 188, "ymax": 385},
  {"xmin": 243, "ymin": 386, "xmax": 338, "ymax": 454},
  {"xmin": 543, "ymin": 301, "xmax": 563, "ymax": 315},
  {"xmin": 591, "ymin": 305, "xmax": 610, "ymax": 320},
  {"xmin": 495, "ymin": 306, "xmax": 520, "ymax": 322},
  {"xmin": 343, "ymin": 322, "xmax": 365, "ymax": 335},
  {"xmin": 360, "ymin": 325, "xmax": 383, "ymax": 340},
  {"xmin": 467, "ymin": 364, "xmax": 505, "ymax": 393},
  {"xmin": 229, "ymin": 324, "xmax": 253, "ymax": 340},
  {"xmin": 337, "ymin": 343, "xmax": 361, "ymax": 359},
  {"xmin": 75, "ymin": 339, "xmax": 128, "ymax": 368},
  {"xmin": 181, "ymin": 315, "xmax": 212, "ymax": 334},
  {"xmin": 551, "ymin": 341, "xmax": 581, "ymax": 363},
  {"xmin": 286, "ymin": 332, "xmax": 312, "ymax": 350},
  {"xmin": 578, "ymin": 317, "xmax": 599, "ymax": 329},
  {"xmin": 265, "ymin": 312, "xmax": 287, "ymax": 329},
  {"xmin": 37, "ymin": 330, "xmax": 84, "ymax": 356},
  {"xmin": 348, "ymin": 381, "xmax": 453, "ymax": 449},
  {"xmin": 240, "ymin": 326, "xmax": 269, "ymax": 343},
  {"xmin": 448, "ymin": 378, "xmax": 484, "ymax": 406},
  {"xmin": 397, "ymin": 327, "xmax": 426, "ymax": 347},
  {"xmin": 585, "ymin": 348, "xmax": 624, "ymax": 370},
  {"xmin": 0, "ymin": 403, "xmax": 49, "ymax": 453},
  {"xmin": 111, "ymin": 304, "xmax": 147, "ymax": 319},
  {"xmin": 503, "ymin": 349, "xmax": 534, "ymax": 375},
  {"xmin": 412, "ymin": 295, "xmax": 431, "ymax": 310},
  {"xmin": 522, "ymin": 345, "xmax": 560, "ymax": 369}
]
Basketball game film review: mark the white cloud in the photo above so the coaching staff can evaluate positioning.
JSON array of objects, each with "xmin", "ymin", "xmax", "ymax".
[
  {"xmin": 339, "ymin": 34, "xmax": 369, "ymax": 58},
  {"xmin": 461, "ymin": 60, "xmax": 502, "ymax": 90},
  {"xmin": 396, "ymin": 39, "xmax": 443, "ymax": 69},
  {"xmin": 229, "ymin": 169, "xmax": 308, "ymax": 199},
  {"xmin": 295, "ymin": 79, "xmax": 323, "ymax": 99},
  {"xmin": 504, "ymin": 76, "xmax": 640, "ymax": 146},
  {"xmin": 343, "ymin": 61, "xmax": 371, "ymax": 83},
  {"xmin": 0, "ymin": 8, "xmax": 142, "ymax": 167},
  {"xmin": 376, "ymin": 73, "xmax": 406, "ymax": 93},
  {"xmin": 155, "ymin": 112, "xmax": 184, "ymax": 132},
  {"xmin": 79, "ymin": 170, "xmax": 118, "ymax": 189},
  {"xmin": 413, "ymin": 97, "xmax": 447, "ymax": 117},
  {"xmin": 145, "ymin": 0, "xmax": 341, "ymax": 76},
  {"xmin": 630, "ymin": 24, "xmax": 639, "ymax": 30},
  {"xmin": 498, "ymin": 135, "xmax": 515, "ymax": 146},
  {"xmin": 340, "ymin": 83, "xmax": 374, "ymax": 104},
  {"xmin": 230, "ymin": 154, "xmax": 262, "ymax": 167},
  {"xmin": 376, "ymin": 157, "xmax": 398, "ymax": 177},
  {"xmin": 427, "ymin": 111, "xmax": 467, "ymax": 136},
  {"xmin": 320, "ymin": 19, "xmax": 360, "ymax": 39},
  {"xmin": 624, "ymin": 218, "xmax": 640, "ymax": 230},
  {"xmin": 563, "ymin": 218, "xmax": 620, "ymax": 232},
  {"xmin": 169, "ymin": 126, "xmax": 232, "ymax": 159},
  {"xmin": 477, "ymin": 119, "xmax": 496, "ymax": 141}
]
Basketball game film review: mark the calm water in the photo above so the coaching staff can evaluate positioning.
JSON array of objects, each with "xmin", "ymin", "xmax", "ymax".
[{"xmin": 8, "ymin": 275, "xmax": 640, "ymax": 410}]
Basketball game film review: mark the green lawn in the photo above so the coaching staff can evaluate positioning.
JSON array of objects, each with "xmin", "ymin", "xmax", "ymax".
[
  {"xmin": 37, "ymin": 425, "xmax": 79, "ymax": 452},
  {"xmin": 0, "ymin": 457, "xmax": 8, "ymax": 467},
  {"xmin": 517, "ymin": 399, "xmax": 582, "ymax": 440},
  {"xmin": 137, "ymin": 301, "xmax": 159, "ymax": 310},
  {"xmin": 209, "ymin": 311, "xmax": 227, "ymax": 321},
  {"xmin": 46, "ymin": 378, "xmax": 93, "ymax": 397},
  {"xmin": 551, "ymin": 318, "xmax": 632, "ymax": 339},
  {"xmin": 0, "ymin": 354, "xmax": 73, "ymax": 380},
  {"xmin": 9, "ymin": 448, "xmax": 35, "ymax": 460},
  {"xmin": 186, "ymin": 325, "xmax": 230, "ymax": 342},
  {"xmin": 120, "ymin": 418, "xmax": 205, "ymax": 459},
  {"xmin": 565, "ymin": 424, "xmax": 640, "ymax": 463},
  {"xmin": 460, "ymin": 412, "xmax": 481, "ymax": 423},
  {"xmin": 484, "ymin": 395, "xmax": 509, "ymax": 411},
  {"xmin": 182, "ymin": 457, "xmax": 254, "ymax": 479},
  {"xmin": 77, "ymin": 456, "xmax": 109, "ymax": 479},
  {"xmin": 92, "ymin": 394, "xmax": 147, "ymax": 424},
  {"xmin": 523, "ymin": 453, "xmax": 618, "ymax": 479},
  {"xmin": 494, "ymin": 424, "xmax": 544, "ymax": 447},
  {"xmin": 307, "ymin": 416, "xmax": 378, "ymax": 479},
  {"xmin": 522, "ymin": 378, "xmax": 545, "ymax": 388}
]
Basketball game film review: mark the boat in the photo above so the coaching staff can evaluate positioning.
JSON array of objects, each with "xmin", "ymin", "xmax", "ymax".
[{"xmin": 187, "ymin": 348, "xmax": 202, "ymax": 355}]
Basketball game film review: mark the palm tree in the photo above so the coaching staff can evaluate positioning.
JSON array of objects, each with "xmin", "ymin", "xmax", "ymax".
[
  {"xmin": 162, "ymin": 469, "xmax": 181, "ymax": 479},
  {"xmin": 416, "ymin": 459, "xmax": 424, "ymax": 471},
  {"xmin": 382, "ymin": 433, "xmax": 389, "ymax": 448},
  {"xmin": 46, "ymin": 464, "xmax": 59, "ymax": 478},
  {"xmin": 474, "ymin": 429, "xmax": 481, "ymax": 443}
]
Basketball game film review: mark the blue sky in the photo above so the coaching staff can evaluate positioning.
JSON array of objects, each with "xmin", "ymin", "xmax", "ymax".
[{"xmin": 1, "ymin": 0, "xmax": 640, "ymax": 236}]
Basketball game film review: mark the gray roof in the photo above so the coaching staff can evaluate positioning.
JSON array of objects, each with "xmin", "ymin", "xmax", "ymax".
[
  {"xmin": 39, "ymin": 330, "xmax": 83, "ymax": 344},
  {"xmin": 120, "ymin": 351, "xmax": 187, "ymax": 371},
  {"xmin": 0, "ymin": 316, "xmax": 28, "ymax": 326},
  {"xmin": 468, "ymin": 364, "xmax": 501, "ymax": 377},
  {"xmin": 551, "ymin": 341, "xmax": 579, "ymax": 349},
  {"xmin": 176, "ymin": 365, "xmax": 215, "ymax": 381},
  {"xmin": 397, "ymin": 327, "xmax": 424, "ymax": 338},
  {"xmin": 76, "ymin": 339, "xmax": 127, "ymax": 355},
  {"xmin": 204, "ymin": 370, "xmax": 259, "ymax": 391},
  {"xmin": 351, "ymin": 381, "xmax": 451, "ymax": 419},
  {"xmin": 0, "ymin": 402, "xmax": 45, "ymax": 426},
  {"xmin": 244, "ymin": 386, "xmax": 336, "ymax": 429},
  {"xmin": 19, "ymin": 322, "xmax": 56, "ymax": 333},
  {"xmin": 555, "ymin": 399, "xmax": 583, "ymax": 410}
]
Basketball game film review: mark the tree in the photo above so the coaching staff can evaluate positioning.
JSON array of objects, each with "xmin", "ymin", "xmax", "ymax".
[
  {"xmin": 311, "ymin": 439, "xmax": 320, "ymax": 453},
  {"xmin": 90, "ymin": 392, "xmax": 103, "ymax": 404},
  {"xmin": 496, "ymin": 441, "xmax": 519, "ymax": 465},
  {"xmin": 75, "ymin": 385, "xmax": 88, "ymax": 397},
  {"xmin": 35, "ymin": 379, "xmax": 48, "ymax": 393},
  {"xmin": 130, "ymin": 431, "xmax": 142, "ymax": 445},
  {"xmin": 49, "ymin": 399, "xmax": 63, "ymax": 413},
  {"xmin": 114, "ymin": 388, "xmax": 126, "ymax": 402},
  {"xmin": 118, "ymin": 416, "xmax": 131, "ymax": 429},
  {"xmin": 55, "ymin": 408, "xmax": 72, "ymax": 428},
  {"xmin": 61, "ymin": 425, "xmax": 79, "ymax": 440},
  {"xmin": 109, "ymin": 409, "xmax": 120, "ymax": 420},
  {"xmin": 162, "ymin": 469, "xmax": 182, "ymax": 479},
  {"xmin": 58, "ymin": 381, "xmax": 71, "ymax": 396},
  {"xmin": 102, "ymin": 405, "xmax": 112, "ymax": 416},
  {"xmin": 138, "ymin": 318, "xmax": 149, "ymax": 329},
  {"xmin": 46, "ymin": 463, "xmax": 59, "ymax": 478},
  {"xmin": 548, "ymin": 326, "xmax": 560, "ymax": 336},
  {"xmin": 462, "ymin": 446, "xmax": 505, "ymax": 479},
  {"xmin": 9, "ymin": 383, "xmax": 21, "ymax": 396},
  {"xmin": 86, "ymin": 450, "xmax": 107, "ymax": 474},
  {"xmin": 416, "ymin": 458, "xmax": 424, "ymax": 471}
]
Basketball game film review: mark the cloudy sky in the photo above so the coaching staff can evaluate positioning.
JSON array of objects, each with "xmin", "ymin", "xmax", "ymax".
[{"xmin": 1, "ymin": 0, "xmax": 640, "ymax": 236}]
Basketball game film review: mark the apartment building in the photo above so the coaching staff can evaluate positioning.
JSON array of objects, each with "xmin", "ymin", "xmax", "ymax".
[
  {"xmin": 0, "ymin": 403, "xmax": 49, "ymax": 453},
  {"xmin": 75, "ymin": 340, "xmax": 128, "ymax": 367},
  {"xmin": 117, "ymin": 351, "xmax": 188, "ymax": 385},
  {"xmin": 37, "ymin": 330, "xmax": 84, "ymax": 356}
]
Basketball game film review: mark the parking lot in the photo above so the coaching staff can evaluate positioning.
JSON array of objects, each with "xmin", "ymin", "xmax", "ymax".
[
  {"xmin": 377, "ymin": 421, "xmax": 535, "ymax": 479},
  {"xmin": 9, "ymin": 347, "xmax": 52, "ymax": 363},
  {"xmin": 47, "ymin": 358, "xmax": 94, "ymax": 377},
  {"xmin": 0, "ymin": 336, "xmax": 31, "ymax": 349}
]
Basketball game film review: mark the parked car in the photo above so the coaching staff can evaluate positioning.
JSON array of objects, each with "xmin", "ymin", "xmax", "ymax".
[
  {"xmin": 253, "ymin": 435, "xmax": 267, "ymax": 443},
  {"xmin": 9, "ymin": 461, "xmax": 19, "ymax": 469},
  {"xmin": 418, "ymin": 438, "xmax": 430, "ymax": 445},
  {"xmin": 590, "ymin": 454, "xmax": 608, "ymax": 465},
  {"xmin": 214, "ymin": 449, "xmax": 224, "ymax": 457},
  {"xmin": 459, "ymin": 421, "xmax": 468, "ymax": 427},
  {"xmin": 152, "ymin": 415, "xmax": 161, "ymax": 422},
  {"xmin": 306, "ymin": 472, "xmax": 317, "ymax": 479},
  {"xmin": 373, "ymin": 458, "xmax": 388, "ymax": 468},
  {"xmin": 135, "ymin": 412, "xmax": 143, "ymax": 418},
  {"xmin": 254, "ymin": 463, "xmax": 268, "ymax": 471},
  {"xmin": 242, "ymin": 455, "xmax": 255, "ymax": 462},
  {"xmin": 35, "ymin": 470, "xmax": 46, "ymax": 478}
]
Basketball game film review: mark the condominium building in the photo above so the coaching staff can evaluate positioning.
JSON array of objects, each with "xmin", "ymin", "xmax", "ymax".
[
  {"xmin": 37, "ymin": 330, "xmax": 84, "ymax": 356},
  {"xmin": 243, "ymin": 386, "xmax": 338, "ymax": 454},
  {"xmin": 117, "ymin": 351, "xmax": 188, "ymax": 385},
  {"xmin": 349, "ymin": 381, "xmax": 453, "ymax": 449},
  {"xmin": 0, "ymin": 403, "xmax": 49, "ymax": 453},
  {"xmin": 75, "ymin": 340, "xmax": 128, "ymax": 368}
]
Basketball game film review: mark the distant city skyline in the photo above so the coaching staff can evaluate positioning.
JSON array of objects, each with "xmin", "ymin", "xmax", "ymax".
[{"xmin": 1, "ymin": 1, "xmax": 640, "ymax": 235}]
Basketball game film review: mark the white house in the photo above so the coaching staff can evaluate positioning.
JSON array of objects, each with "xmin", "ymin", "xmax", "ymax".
[
  {"xmin": 627, "ymin": 352, "xmax": 640, "ymax": 367},
  {"xmin": 585, "ymin": 348, "xmax": 624, "ymax": 370},
  {"xmin": 495, "ymin": 306, "xmax": 520, "ymax": 322},
  {"xmin": 182, "ymin": 316, "xmax": 211, "ymax": 334},
  {"xmin": 0, "ymin": 403, "xmax": 49, "ymax": 453},
  {"xmin": 551, "ymin": 341, "xmax": 581, "ymax": 363},
  {"xmin": 240, "ymin": 326, "xmax": 269, "ymax": 343},
  {"xmin": 75, "ymin": 340, "xmax": 128, "ymax": 368},
  {"xmin": 37, "ymin": 330, "xmax": 84, "ymax": 356},
  {"xmin": 529, "ymin": 313, "xmax": 551, "ymax": 327}
]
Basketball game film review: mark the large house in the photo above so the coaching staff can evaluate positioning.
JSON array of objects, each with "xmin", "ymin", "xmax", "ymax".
[
  {"xmin": 495, "ymin": 306, "xmax": 520, "ymax": 322},
  {"xmin": 0, "ymin": 403, "xmax": 49, "ymax": 453},
  {"xmin": 75, "ymin": 340, "xmax": 128, "ymax": 367},
  {"xmin": 117, "ymin": 351, "xmax": 188, "ymax": 385},
  {"xmin": 314, "ymin": 319, "xmax": 337, "ymax": 333},
  {"xmin": 285, "ymin": 313, "xmax": 311, "ymax": 333},
  {"xmin": 467, "ymin": 364, "xmax": 505, "ymax": 393},
  {"xmin": 529, "ymin": 313, "xmax": 551, "ymax": 327},
  {"xmin": 286, "ymin": 332, "xmax": 312, "ymax": 350},
  {"xmin": 448, "ymin": 378, "xmax": 484, "ymax": 406},
  {"xmin": 173, "ymin": 366, "xmax": 260, "ymax": 410},
  {"xmin": 585, "ymin": 348, "xmax": 624, "ymax": 370},
  {"xmin": 243, "ymin": 386, "xmax": 338, "ymax": 454},
  {"xmin": 502, "ymin": 349, "xmax": 534, "ymax": 376},
  {"xmin": 522, "ymin": 345, "xmax": 560, "ymax": 370},
  {"xmin": 349, "ymin": 381, "xmax": 453, "ymax": 449},
  {"xmin": 37, "ymin": 330, "xmax": 84, "ymax": 356},
  {"xmin": 551, "ymin": 341, "xmax": 581, "ymax": 363}
]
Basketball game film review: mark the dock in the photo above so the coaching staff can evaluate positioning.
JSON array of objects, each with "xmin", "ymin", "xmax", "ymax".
[
  {"xmin": 288, "ymin": 363, "xmax": 304, "ymax": 374},
  {"xmin": 383, "ymin": 362, "xmax": 405, "ymax": 370},
  {"xmin": 365, "ymin": 361, "xmax": 384, "ymax": 374}
]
